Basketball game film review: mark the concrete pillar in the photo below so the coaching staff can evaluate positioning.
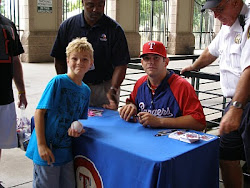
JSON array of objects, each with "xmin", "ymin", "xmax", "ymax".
[
  {"xmin": 168, "ymin": 0, "xmax": 195, "ymax": 55},
  {"xmin": 20, "ymin": 0, "xmax": 62, "ymax": 62},
  {"xmin": 108, "ymin": 0, "xmax": 141, "ymax": 58}
]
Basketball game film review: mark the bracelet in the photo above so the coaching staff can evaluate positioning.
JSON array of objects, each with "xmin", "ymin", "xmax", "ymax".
[{"xmin": 18, "ymin": 91, "xmax": 26, "ymax": 95}]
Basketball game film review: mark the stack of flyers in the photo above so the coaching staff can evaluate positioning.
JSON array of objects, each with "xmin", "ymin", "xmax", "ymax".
[
  {"xmin": 199, "ymin": 134, "xmax": 214, "ymax": 141},
  {"xmin": 168, "ymin": 130, "xmax": 186, "ymax": 140},
  {"xmin": 168, "ymin": 130, "xmax": 215, "ymax": 143},
  {"xmin": 88, "ymin": 109, "xmax": 104, "ymax": 117},
  {"xmin": 180, "ymin": 132, "xmax": 200, "ymax": 143}
]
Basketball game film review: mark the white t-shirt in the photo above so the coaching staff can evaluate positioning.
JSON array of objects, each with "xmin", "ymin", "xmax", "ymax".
[{"xmin": 208, "ymin": 4, "xmax": 250, "ymax": 98}]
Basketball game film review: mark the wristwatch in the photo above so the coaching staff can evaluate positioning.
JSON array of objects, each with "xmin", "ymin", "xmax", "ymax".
[{"xmin": 231, "ymin": 101, "xmax": 244, "ymax": 109}]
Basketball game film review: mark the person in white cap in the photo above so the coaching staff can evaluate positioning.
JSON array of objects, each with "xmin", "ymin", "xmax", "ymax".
[
  {"xmin": 119, "ymin": 41, "xmax": 206, "ymax": 131},
  {"xmin": 181, "ymin": 0, "xmax": 250, "ymax": 187}
]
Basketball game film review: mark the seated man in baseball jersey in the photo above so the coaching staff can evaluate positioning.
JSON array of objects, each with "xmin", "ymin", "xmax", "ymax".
[{"xmin": 119, "ymin": 41, "xmax": 206, "ymax": 131}]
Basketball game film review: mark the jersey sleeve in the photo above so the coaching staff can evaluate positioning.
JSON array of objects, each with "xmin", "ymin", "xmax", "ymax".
[
  {"xmin": 11, "ymin": 22, "xmax": 24, "ymax": 56},
  {"xmin": 126, "ymin": 75, "xmax": 147, "ymax": 105},
  {"xmin": 171, "ymin": 76, "xmax": 206, "ymax": 125}
]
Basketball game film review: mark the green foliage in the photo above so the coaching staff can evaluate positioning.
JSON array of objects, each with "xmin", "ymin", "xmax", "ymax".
[
  {"xmin": 140, "ymin": 0, "xmax": 150, "ymax": 22},
  {"xmin": 65, "ymin": 0, "xmax": 82, "ymax": 12},
  {"xmin": 140, "ymin": 0, "xmax": 166, "ymax": 30},
  {"xmin": 0, "ymin": 0, "xmax": 5, "ymax": 14},
  {"xmin": 193, "ymin": 0, "xmax": 206, "ymax": 32}
]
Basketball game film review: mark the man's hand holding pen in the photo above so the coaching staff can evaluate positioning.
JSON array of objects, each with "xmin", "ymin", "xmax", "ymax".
[
  {"xmin": 137, "ymin": 112, "xmax": 160, "ymax": 128},
  {"xmin": 119, "ymin": 103, "xmax": 138, "ymax": 122}
]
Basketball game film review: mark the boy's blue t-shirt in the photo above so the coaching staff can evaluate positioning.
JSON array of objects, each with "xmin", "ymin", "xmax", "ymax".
[{"xmin": 26, "ymin": 74, "xmax": 90, "ymax": 166}]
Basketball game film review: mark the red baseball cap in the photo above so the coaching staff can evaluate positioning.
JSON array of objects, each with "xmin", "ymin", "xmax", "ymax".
[{"xmin": 140, "ymin": 41, "xmax": 167, "ymax": 58}]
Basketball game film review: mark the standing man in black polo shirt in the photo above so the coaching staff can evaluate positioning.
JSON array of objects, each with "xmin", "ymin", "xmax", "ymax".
[
  {"xmin": 51, "ymin": 0, "xmax": 130, "ymax": 110},
  {"xmin": 0, "ymin": 0, "xmax": 27, "ymax": 159}
]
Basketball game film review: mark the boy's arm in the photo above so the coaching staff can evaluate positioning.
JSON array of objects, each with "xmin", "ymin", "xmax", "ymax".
[{"xmin": 35, "ymin": 109, "xmax": 55, "ymax": 165}]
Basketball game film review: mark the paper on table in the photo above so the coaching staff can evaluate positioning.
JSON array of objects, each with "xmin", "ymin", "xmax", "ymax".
[
  {"xmin": 88, "ymin": 109, "xmax": 104, "ymax": 117},
  {"xmin": 179, "ymin": 132, "xmax": 200, "ymax": 143},
  {"xmin": 168, "ymin": 130, "xmax": 186, "ymax": 140}
]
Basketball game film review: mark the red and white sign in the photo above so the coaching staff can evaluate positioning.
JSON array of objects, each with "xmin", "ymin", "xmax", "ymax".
[{"xmin": 74, "ymin": 155, "xmax": 103, "ymax": 188}]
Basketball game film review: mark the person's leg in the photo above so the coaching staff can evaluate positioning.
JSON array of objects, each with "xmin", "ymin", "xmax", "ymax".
[
  {"xmin": 88, "ymin": 83, "xmax": 109, "ymax": 107},
  {"xmin": 33, "ymin": 163, "xmax": 60, "ymax": 188},
  {"xmin": 88, "ymin": 80, "xmax": 119, "ymax": 107},
  {"xmin": 0, "ymin": 149, "xmax": 1, "ymax": 159},
  {"xmin": 219, "ymin": 102, "xmax": 248, "ymax": 188},
  {"xmin": 220, "ymin": 160, "xmax": 243, "ymax": 188},
  {"xmin": 0, "ymin": 103, "xmax": 17, "ymax": 149},
  {"xmin": 220, "ymin": 130, "xmax": 245, "ymax": 188},
  {"xmin": 60, "ymin": 161, "xmax": 75, "ymax": 188},
  {"xmin": 239, "ymin": 102, "xmax": 250, "ymax": 166}
]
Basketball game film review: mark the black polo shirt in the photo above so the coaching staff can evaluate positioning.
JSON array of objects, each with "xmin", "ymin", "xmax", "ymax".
[
  {"xmin": 51, "ymin": 11, "xmax": 130, "ymax": 84},
  {"xmin": 0, "ymin": 14, "xmax": 24, "ymax": 105}
]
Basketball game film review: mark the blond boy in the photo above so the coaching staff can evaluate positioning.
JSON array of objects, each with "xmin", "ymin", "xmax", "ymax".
[{"xmin": 26, "ymin": 37, "xmax": 93, "ymax": 188}]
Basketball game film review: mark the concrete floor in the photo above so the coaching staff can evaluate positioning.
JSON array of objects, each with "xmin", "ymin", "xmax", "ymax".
[{"xmin": 0, "ymin": 62, "xmax": 55, "ymax": 188}]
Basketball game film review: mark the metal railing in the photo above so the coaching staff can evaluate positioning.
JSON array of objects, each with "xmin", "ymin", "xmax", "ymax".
[
  {"xmin": 0, "ymin": 0, "xmax": 19, "ymax": 28},
  {"xmin": 0, "ymin": 0, "xmax": 22, "ymax": 36}
]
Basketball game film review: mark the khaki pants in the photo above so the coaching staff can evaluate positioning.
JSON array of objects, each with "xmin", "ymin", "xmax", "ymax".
[{"xmin": 88, "ymin": 80, "xmax": 120, "ymax": 107}]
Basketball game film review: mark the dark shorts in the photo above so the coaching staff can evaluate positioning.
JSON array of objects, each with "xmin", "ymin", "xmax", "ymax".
[{"xmin": 219, "ymin": 102, "xmax": 250, "ymax": 164}]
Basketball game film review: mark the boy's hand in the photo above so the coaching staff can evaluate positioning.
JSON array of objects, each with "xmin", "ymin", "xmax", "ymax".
[
  {"xmin": 68, "ymin": 127, "xmax": 86, "ymax": 137},
  {"xmin": 38, "ymin": 144, "xmax": 55, "ymax": 165}
]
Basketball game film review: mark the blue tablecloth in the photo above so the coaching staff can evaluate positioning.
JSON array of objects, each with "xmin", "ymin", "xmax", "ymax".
[{"xmin": 73, "ymin": 109, "xmax": 219, "ymax": 188}]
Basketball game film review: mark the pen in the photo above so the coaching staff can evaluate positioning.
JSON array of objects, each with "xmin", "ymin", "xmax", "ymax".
[{"xmin": 134, "ymin": 114, "xmax": 141, "ymax": 119}]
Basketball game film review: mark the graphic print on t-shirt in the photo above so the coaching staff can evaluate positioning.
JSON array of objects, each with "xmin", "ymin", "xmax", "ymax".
[
  {"xmin": 51, "ymin": 87, "xmax": 86, "ymax": 149},
  {"xmin": 0, "ymin": 24, "xmax": 15, "ymax": 63}
]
